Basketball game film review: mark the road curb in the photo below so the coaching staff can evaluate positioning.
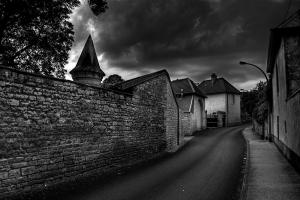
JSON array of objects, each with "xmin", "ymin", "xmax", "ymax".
[{"xmin": 239, "ymin": 128, "xmax": 250, "ymax": 200}]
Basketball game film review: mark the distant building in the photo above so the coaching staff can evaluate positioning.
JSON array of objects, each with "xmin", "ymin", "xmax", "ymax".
[
  {"xmin": 267, "ymin": 10, "xmax": 300, "ymax": 170},
  {"xmin": 171, "ymin": 78, "xmax": 207, "ymax": 135},
  {"xmin": 198, "ymin": 73, "xmax": 241, "ymax": 126},
  {"xmin": 70, "ymin": 35, "xmax": 105, "ymax": 86}
]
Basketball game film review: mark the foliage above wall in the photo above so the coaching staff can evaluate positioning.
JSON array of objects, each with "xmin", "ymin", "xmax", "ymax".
[
  {"xmin": 0, "ymin": 0, "xmax": 108, "ymax": 78},
  {"xmin": 252, "ymin": 81, "xmax": 269, "ymax": 124},
  {"xmin": 102, "ymin": 74, "xmax": 124, "ymax": 88},
  {"xmin": 241, "ymin": 81, "xmax": 269, "ymax": 124}
]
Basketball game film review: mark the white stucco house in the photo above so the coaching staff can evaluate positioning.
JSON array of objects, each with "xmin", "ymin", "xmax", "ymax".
[
  {"xmin": 198, "ymin": 73, "xmax": 241, "ymax": 127},
  {"xmin": 172, "ymin": 78, "xmax": 207, "ymax": 135}
]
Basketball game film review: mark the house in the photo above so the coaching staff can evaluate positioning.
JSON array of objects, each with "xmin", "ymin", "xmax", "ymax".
[
  {"xmin": 171, "ymin": 78, "xmax": 207, "ymax": 135},
  {"xmin": 267, "ymin": 10, "xmax": 300, "ymax": 171},
  {"xmin": 198, "ymin": 73, "xmax": 241, "ymax": 127}
]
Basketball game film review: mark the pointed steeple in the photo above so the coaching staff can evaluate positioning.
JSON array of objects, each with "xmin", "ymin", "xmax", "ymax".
[{"xmin": 70, "ymin": 35, "xmax": 105, "ymax": 86}]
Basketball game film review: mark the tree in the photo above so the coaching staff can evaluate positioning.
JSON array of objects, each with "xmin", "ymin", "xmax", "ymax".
[
  {"xmin": 0, "ymin": 0, "xmax": 108, "ymax": 78},
  {"xmin": 102, "ymin": 74, "xmax": 124, "ymax": 88},
  {"xmin": 88, "ymin": 0, "xmax": 108, "ymax": 16},
  {"xmin": 241, "ymin": 89, "xmax": 258, "ymax": 122},
  {"xmin": 252, "ymin": 81, "xmax": 269, "ymax": 124},
  {"xmin": 240, "ymin": 81, "xmax": 269, "ymax": 124}
]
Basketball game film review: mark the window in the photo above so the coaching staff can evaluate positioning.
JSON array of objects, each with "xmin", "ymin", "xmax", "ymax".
[
  {"xmin": 232, "ymin": 94, "xmax": 235, "ymax": 104},
  {"xmin": 286, "ymin": 36, "xmax": 300, "ymax": 96},
  {"xmin": 284, "ymin": 120, "xmax": 287, "ymax": 134}
]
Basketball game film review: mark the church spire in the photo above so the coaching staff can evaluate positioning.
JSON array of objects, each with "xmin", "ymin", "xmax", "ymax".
[{"xmin": 70, "ymin": 35, "xmax": 105, "ymax": 86}]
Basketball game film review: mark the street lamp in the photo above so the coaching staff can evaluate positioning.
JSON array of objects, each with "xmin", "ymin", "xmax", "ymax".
[
  {"xmin": 239, "ymin": 61, "xmax": 270, "ymax": 141},
  {"xmin": 239, "ymin": 61, "xmax": 269, "ymax": 82}
]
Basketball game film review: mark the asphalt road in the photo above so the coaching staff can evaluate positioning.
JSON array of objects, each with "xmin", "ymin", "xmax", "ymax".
[{"xmin": 58, "ymin": 125, "xmax": 247, "ymax": 200}]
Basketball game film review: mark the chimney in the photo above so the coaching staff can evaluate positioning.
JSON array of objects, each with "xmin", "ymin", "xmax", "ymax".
[{"xmin": 211, "ymin": 73, "xmax": 217, "ymax": 85}]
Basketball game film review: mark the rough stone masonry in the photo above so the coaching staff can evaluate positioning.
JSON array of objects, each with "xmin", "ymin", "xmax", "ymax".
[{"xmin": 0, "ymin": 66, "xmax": 183, "ymax": 199}]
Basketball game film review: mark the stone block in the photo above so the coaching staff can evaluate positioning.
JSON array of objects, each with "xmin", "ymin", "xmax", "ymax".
[
  {"xmin": 8, "ymin": 169, "xmax": 20, "ymax": 178},
  {"xmin": 21, "ymin": 167, "xmax": 35, "ymax": 176},
  {"xmin": 0, "ymin": 172, "xmax": 8, "ymax": 180},
  {"xmin": 8, "ymin": 99, "xmax": 19, "ymax": 106},
  {"xmin": 28, "ymin": 96, "xmax": 36, "ymax": 101}
]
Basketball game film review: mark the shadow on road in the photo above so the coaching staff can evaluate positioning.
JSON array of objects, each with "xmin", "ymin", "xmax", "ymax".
[{"xmin": 19, "ymin": 125, "xmax": 249, "ymax": 200}]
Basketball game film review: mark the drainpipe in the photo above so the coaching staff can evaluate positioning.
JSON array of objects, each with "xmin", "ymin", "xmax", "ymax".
[
  {"xmin": 226, "ymin": 94, "xmax": 229, "ymax": 127},
  {"xmin": 177, "ymin": 103, "xmax": 180, "ymax": 145}
]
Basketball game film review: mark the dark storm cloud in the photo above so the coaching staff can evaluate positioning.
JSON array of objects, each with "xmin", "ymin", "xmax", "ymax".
[
  {"xmin": 99, "ymin": 0, "xmax": 212, "ymax": 60},
  {"xmin": 69, "ymin": 0, "xmax": 300, "ymax": 90}
]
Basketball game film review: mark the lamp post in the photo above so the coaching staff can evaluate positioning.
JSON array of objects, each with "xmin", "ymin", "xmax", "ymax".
[
  {"xmin": 239, "ymin": 61, "xmax": 269, "ymax": 82},
  {"xmin": 239, "ymin": 61, "xmax": 270, "ymax": 141}
]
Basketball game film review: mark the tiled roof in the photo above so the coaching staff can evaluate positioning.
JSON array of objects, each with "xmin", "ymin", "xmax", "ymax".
[
  {"xmin": 198, "ymin": 77, "xmax": 240, "ymax": 95},
  {"xmin": 70, "ymin": 35, "xmax": 105, "ymax": 76},
  {"xmin": 171, "ymin": 78, "xmax": 206, "ymax": 98},
  {"xmin": 114, "ymin": 70, "xmax": 168, "ymax": 90},
  {"xmin": 277, "ymin": 9, "xmax": 300, "ymax": 29},
  {"xmin": 114, "ymin": 69, "xmax": 180, "ymax": 108},
  {"xmin": 114, "ymin": 69, "xmax": 179, "ymax": 108}
]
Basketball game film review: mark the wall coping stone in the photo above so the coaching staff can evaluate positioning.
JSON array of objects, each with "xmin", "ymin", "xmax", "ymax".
[{"xmin": 0, "ymin": 65, "xmax": 132, "ymax": 96}]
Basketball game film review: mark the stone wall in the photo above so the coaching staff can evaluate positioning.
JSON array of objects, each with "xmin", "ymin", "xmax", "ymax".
[
  {"xmin": 252, "ymin": 119, "xmax": 268, "ymax": 139},
  {"xmin": 0, "ymin": 66, "xmax": 182, "ymax": 198},
  {"xmin": 164, "ymin": 78, "xmax": 182, "ymax": 151}
]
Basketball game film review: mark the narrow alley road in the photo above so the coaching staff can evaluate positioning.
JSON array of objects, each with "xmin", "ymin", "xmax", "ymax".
[{"xmin": 56, "ymin": 126, "xmax": 247, "ymax": 200}]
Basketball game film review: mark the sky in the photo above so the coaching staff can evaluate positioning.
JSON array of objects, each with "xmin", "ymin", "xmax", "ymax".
[{"xmin": 65, "ymin": 0, "xmax": 300, "ymax": 90}]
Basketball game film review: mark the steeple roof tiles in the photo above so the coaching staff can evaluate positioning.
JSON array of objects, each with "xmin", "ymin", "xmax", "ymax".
[{"xmin": 70, "ymin": 35, "xmax": 105, "ymax": 76}]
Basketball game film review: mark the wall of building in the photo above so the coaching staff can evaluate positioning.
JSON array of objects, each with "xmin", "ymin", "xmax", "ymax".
[
  {"xmin": 205, "ymin": 93, "xmax": 226, "ymax": 114},
  {"xmin": 0, "ymin": 66, "xmax": 182, "ymax": 198},
  {"xmin": 200, "ymin": 97, "xmax": 207, "ymax": 129},
  {"xmin": 176, "ymin": 95, "xmax": 206, "ymax": 136},
  {"xmin": 205, "ymin": 93, "xmax": 240, "ymax": 126},
  {"xmin": 285, "ymin": 92, "xmax": 300, "ymax": 170},
  {"xmin": 270, "ymin": 37, "xmax": 300, "ymax": 171},
  {"xmin": 164, "ymin": 78, "xmax": 183, "ymax": 151},
  {"xmin": 176, "ymin": 95, "xmax": 193, "ymax": 136},
  {"xmin": 271, "ymin": 39, "xmax": 287, "ymax": 144},
  {"xmin": 227, "ymin": 94, "xmax": 241, "ymax": 126},
  {"xmin": 190, "ymin": 95, "xmax": 206, "ymax": 132},
  {"xmin": 180, "ymin": 112, "xmax": 192, "ymax": 136}
]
